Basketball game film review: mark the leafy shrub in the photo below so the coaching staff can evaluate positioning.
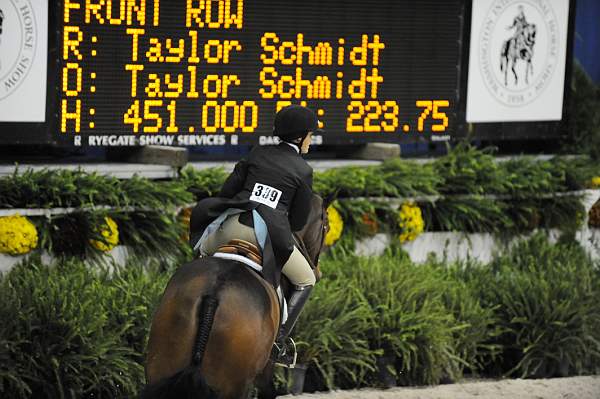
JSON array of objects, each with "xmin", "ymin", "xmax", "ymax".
[
  {"xmin": 501, "ymin": 158, "xmax": 563, "ymax": 196},
  {"xmin": 1, "ymin": 146, "xmax": 596, "ymax": 247},
  {"xmin": 294, "ymin": 276, "xmax": 378, "ymax": 390},
  {"xmin": 113, "ymin": 211, "xmax": 191, "ymax": 262},
  {"xmin": 0, "ymin": 169, "xmax": 191, "ymax": 209},
  {"xmin": 313, "ymin": 167, "xmax": 372, "ymax": 197},
  {"xmin": 351, "ymin": 254, "xmax": 459, "ymax": 386},
  {"xmin": 0, "ymin": 169, "xmax": 121, "ymax": 209},
  {"xmin": 2, "ymin": 236, "xmax": 599, "ymax": 396},
  {"xmin": 306, "ymin": 251, "xmax": 491, "ymax": 387},
  {"xmin": 421, "ymin": 198, "xmax": 512, "ymax": 233},
  {"xmin": 550, "ymin": 156, "xmax": 600, "ymax": 191},
  {"xmin": 178, "ymin": 166, "xmax": 228, "ymax": 200},
  {"xmin": 464, "ymin": 234, "xmax": 600, "ymax": 377},
  {"xmin": 433, "ymin": 260, "xmax": 504, "ymax": 375},
  {"xmin": 379, "ymin": 159, "xmax": 441, "ymax": 197},
  {"xmin": 433, "ymin": 143, "xmax": 508, "ymax": 195},
  {"xmin": 0, "ymin": 257, "xmax": 169, "ymax": 398},
  {"xmin": 0, "ymin": 169, "xmax": 194, "ymax": 260}
]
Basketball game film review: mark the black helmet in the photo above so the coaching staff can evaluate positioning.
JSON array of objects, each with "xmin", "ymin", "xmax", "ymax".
[{"xmin": 273, "ymin": 105, "xmax": 322, "ymax": 141}]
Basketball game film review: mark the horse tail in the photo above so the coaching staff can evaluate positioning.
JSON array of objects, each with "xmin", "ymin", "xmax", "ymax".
[
  {"xmin": 140, "ymin": 273, "xmax": 226, "ymax": 399},
  {"xmin": 192, "ymin": 294, "xmax": 219, "ymax": 366}
]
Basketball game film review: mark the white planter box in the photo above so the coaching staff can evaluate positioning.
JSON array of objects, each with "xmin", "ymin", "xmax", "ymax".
[
  {"xmin": 356, "ymin": 229, "xmax": 600, "ymax": 263},
  {"xmin": 0, "ymin": 245, "xmax": 130, "ymax": 274},
  {"xmin": 2, "ymin": 190, "xmax": 598, "ymax": 273}
]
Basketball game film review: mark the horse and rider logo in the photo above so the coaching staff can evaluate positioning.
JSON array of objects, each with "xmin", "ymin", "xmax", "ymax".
[
  {"xmin": 500, "ymin": 5, "xmax": 537, "ymax": 87},
  {"xmin": 0, "ymin": 0, "xmax": 37, "ymax": 101},
  {"xmin": 478, "ymin": 0, "xmax": 560, "ymax": 107}
]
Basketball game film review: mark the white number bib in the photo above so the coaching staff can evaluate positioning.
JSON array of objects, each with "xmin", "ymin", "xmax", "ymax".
[{"xmin": 249, "ymin": 183, "xmax": 282, "ymax": 209}]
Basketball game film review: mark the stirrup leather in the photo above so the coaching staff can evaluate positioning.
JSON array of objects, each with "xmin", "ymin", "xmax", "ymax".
[
  {"xmin": 216, "ymin": 239, "xmax": 262, "ymax": 265},
  {"xmin": 273, "ymin": 337, "xmax": 298, "ymax": 368}
]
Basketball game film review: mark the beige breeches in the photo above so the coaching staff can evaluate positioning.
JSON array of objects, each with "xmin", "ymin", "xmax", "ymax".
[{"xmin": 202, "ymin": 214, "xmax": 316, "ymax": 287}]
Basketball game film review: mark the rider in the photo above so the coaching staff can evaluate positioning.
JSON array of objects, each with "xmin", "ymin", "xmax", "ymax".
[
  {"xmin": 189, "ymin": 104, "xmax": 321, "ymax": 362},
  {"xmin": 507, "ymin": 5, "xmax": 528, "ymax": 41}
]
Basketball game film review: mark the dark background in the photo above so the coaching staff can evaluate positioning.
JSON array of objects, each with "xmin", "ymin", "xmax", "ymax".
[
  {"xmin": 56, "ymin": 0, "xmax": 462, "ymax": 144},
  {"xmin": 0, "ymin": 0, "xmax": 585, "ymax": 156}
]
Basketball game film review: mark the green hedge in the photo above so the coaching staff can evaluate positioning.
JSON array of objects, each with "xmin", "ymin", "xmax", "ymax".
[
  {"xmin": 1, "ymin": 235, "xmax": 598, "ymax": 397},
  {"xmin": 0, "ymin": 168, "xmax": 193, "ymax": 260},
  {"xmin": 1, "ymin": 146, "xmax": 597, "ymax": 212},
  {"xmin": 0, "ymin": 169, "xmax": 192, "ymax": 209},
  {"xmin": 295, "ymin": 235, "xmax": 600, "ymax": 390},
  {"xmin": 0, "ymin": 257, "xmax": 170, "ymax": 398},
  {"xmin": 1, "ymin": 144, "xmax": 599, "ymax": 259},
  {"xmin": 457, "ymin": 235, "xmax": 600, "ymax": 378}
]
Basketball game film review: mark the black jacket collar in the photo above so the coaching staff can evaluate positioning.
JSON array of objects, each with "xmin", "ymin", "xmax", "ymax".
[{"xmin": 277, "ymin": 142, "xmax": 302, "ymax": 156}]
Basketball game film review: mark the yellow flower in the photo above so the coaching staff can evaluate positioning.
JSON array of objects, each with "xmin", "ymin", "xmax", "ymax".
[
  {"xmin": 397, "ymin": 202, "xmax": 424, "ymax": 243},
  {"xmin": 325, "ymin": 205, "xmax": 343, "ymax": 246},
  {"xmin": 0, "ymin": 214, "xmax": 38, "ymax": 255},
  {"xmin": 590, "ymin": 177, "xmax": 600, "ymax": 189},
  {"xmin": 90, "ymin": 217, "xmax": 119, "ymax": 252}
]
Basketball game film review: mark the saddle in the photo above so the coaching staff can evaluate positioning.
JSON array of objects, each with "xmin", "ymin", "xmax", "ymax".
[{"xmin": 216, "ymin": 239, "xmax": 263, "ymax": 265}]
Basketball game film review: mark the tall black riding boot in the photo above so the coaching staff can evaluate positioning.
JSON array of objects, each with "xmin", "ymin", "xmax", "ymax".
[
  {"xmin": 278, "ymin": 285, "xmax": 313, "ymax": 342},
  {"xmin": 273, "ymin": 285, "xmax": 313, "ymax": 365}
]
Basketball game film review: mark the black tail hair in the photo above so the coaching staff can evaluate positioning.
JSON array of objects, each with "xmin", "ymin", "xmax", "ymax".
[
  {"xmin": 139, "ymin": 365, "xmax": 218, "ymax": 399},
  {"xmin": 141, "ymin": 276, "xmax": 224, "ymax": 399}
]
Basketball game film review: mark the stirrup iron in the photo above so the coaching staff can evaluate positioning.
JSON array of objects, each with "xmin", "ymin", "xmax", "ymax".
[{"xmin": 274, "ymin": 337, "xmax": 297, "ymax": 368}]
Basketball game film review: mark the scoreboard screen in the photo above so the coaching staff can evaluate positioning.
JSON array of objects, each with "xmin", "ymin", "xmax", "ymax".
[{"xmin": 56, "ymin": 0, "xmax": 462, "ymax": 146}]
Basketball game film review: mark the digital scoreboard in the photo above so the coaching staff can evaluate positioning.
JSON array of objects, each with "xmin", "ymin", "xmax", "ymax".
[{"xmin": 55, "ymin": 0, "xmax": 463, "ymax": 146}]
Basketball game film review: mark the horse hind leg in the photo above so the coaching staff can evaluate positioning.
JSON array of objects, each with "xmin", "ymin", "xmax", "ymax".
[
  {"xmin": 201, "ymin": 281, "xmax": 279, "ymax": 399},
  {"xmin": 526, "ymin": 60, "xmax": 533, "ymax": 84},
  {"xmin": 254, "ymin": 360, "xmax": 278, "ymax": 399},
  {"xmin": 511, "ymin": 58, "xmax": 518, "ymax": 85},
  {"xmin": 500, "ymin": 41, "xmax": 508, "ymax": 86}
]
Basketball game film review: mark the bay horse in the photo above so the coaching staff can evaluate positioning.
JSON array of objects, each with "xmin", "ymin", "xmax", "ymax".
[
  {"xmin": 500, "ymin": 24, "xmax": 537, "ymax": 86},
  {"xmin": 141, "ymin": 194, "xmax": 328, "ymax": 399}
]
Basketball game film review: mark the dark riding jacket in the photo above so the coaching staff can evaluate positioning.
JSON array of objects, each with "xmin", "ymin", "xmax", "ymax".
[{"xmin": 190, "ymin": 143, "xmax": 313, "ymax": 287}]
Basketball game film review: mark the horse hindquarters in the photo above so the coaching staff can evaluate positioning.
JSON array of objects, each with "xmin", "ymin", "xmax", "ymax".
[
  {"xmin": 144, "ymin": 259, "xmax": 280, "ymax": 399},
  {"xmin": 140, "ymin": 362, "xmax": 217, "ymax": 399},
  {"xmin": 142, "ymin": 292, "xmax": 219, "ymax": 399},
  {"xmin": 201, "ymin": 278, "xmax": 279, "ymax": 398}
]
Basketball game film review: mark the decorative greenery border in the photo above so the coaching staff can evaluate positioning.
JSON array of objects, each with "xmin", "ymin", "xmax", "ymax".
[{"xmin": 0, "ymin": 144, "xmax": 599, "ymax": 258}]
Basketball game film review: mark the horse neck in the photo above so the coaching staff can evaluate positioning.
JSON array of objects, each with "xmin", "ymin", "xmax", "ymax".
[
  {"xmin": 295, "ymin": 199, "xmax": 325, "ymax": 265},
  {"xmin": 525, "ymin": 33, "xmax": 535, "ymax": 46}
]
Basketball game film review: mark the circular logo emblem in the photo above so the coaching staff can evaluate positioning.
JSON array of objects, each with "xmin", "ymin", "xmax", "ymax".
[
  {"xmin": 478, "ymin": 0, "xmax": 559, "ymax": 107},
  {"xmin": 0, "ymin": 0, "xmax": 37, "ymax": 100}
]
